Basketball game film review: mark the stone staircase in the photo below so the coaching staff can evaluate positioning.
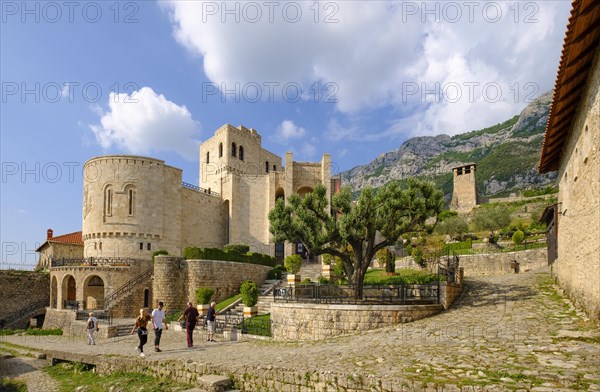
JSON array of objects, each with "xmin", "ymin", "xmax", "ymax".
[
  {"xmin": 224, "ymin": 280, "xmax": 280, "ymax": 318},
  {"xmin": 299, "ymin": 262, "xmax": 322, "ymax": 282}
]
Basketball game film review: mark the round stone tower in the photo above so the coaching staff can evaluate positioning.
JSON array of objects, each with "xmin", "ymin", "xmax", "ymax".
[
  {"xmin": 152, "ymin": 256, "xmax": 187, "ymax": 311},
  {"xmin": 82, "ymin": 155, "xmax": 182, "ymax": 259}
]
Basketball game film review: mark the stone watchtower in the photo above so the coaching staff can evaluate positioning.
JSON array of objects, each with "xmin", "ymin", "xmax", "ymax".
[{"xmin": 450, "ymin": 163, "xmax": 478, "ymax": 212}]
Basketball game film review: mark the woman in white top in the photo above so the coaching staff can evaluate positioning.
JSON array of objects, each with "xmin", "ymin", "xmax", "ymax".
[{"xmin": 86, "ymin": 312, "xmax": 98, "ymax": 345}]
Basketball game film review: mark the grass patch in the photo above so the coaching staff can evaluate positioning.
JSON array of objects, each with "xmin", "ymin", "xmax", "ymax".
[
  {"xmin": 45, "ymin": 362, "xmax": 192, "ymax": 391},
  {"xmin": 364, "ymin": 269, "xmax": 443, "ymax": 285},
  {"xmin": 216, "ymin": 293, "xmax": 242, "ymax": 312},
  {"xmin": 25, "ymin": 328, "xmax": 62, "ymax": 336},
  {"xmin": 0, "ymin": 378, "xmax": 27, "ymax": 392},
  {"xmin": 241, "ymin": 314, "xmax": 271, "ymax": 337}
]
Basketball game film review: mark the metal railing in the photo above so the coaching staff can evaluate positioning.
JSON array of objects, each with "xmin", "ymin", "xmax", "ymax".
[
  {"xmin": 273, "ymin": 283, "xmax": 441, "ymax": 305},
  {"xmin": 0, "ymin": 299, "xmax": 49, "ymax": 328},
  {"xmin": 51, "ymin": 257, "xmax": 147, "ymax": 268},
  {"xmin": 104, "ymin": 268, "xmax": 153, "ymax": 309},
  {"xmin": 76, "ymin": 310, "xmax": 113, "ymax": 326},
  {"xmin": 182, "ymin": 182, "xmax": 220, "ymax": 196}
]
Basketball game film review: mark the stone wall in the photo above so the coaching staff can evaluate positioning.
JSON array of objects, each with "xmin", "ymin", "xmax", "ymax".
[
  {"xmin": 555, "ymin": 46, "xmax": 600, "ymax": 321},
  {"xmin": 180, "ymin": 187, "xmax": 226, "ymax": 250},
  {"xmin": 271, "ymin": 302, "xmax": 444, "ymax": 341},
  {"xmin": 0, "ymin": 270, "xmax": 49, "ymax": 320},
  {"xmin": 153, "ymin": 256, "xmax": 271, "ymax": 312},
  {"xmin": 43, "ymin": 308, "xmax": 119, "ymax": 338},
  {"xmin": 42, "ymin": 348, "xmax": 484, "ymax": 391},
  {"xmin": 459, "ymin": 249, "xmax": 547, "ymax": 276}
]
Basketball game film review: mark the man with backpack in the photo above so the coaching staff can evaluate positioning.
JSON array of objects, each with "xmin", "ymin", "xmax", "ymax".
[{"xmin": 86, "ymin": 312, "xmax": 99, "ymax": 345}]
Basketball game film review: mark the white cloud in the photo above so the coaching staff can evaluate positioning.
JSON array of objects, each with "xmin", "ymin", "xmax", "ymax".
[
  {"xmin": 162, "ymin": 1, "xmax": 570, "ymax": 138},
  {"xmin": 276, "ymin": 120, "xmax": 306, "ymax": 142},
  {"xmin": 89, "ymin": 87, "xmax": 200, "ymax": 160}
]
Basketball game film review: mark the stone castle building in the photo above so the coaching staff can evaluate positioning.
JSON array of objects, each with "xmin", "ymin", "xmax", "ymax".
[
  {"xmin": 82, "ymin": 123, "xmax": 336, "ymax": 261},
  {"xmin": 43, "ymin": 124, "xmax": 338, "ymax": 316},
  {"xmin": 450, "ymin": 163, "xmax": 478, "ymax": 212}
]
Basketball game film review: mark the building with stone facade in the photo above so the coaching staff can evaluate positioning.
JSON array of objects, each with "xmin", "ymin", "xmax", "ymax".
[
  {"xmin": 539, "ymin": 0, "xmax": 600, "ymax": 321},
  {"xmin": 43, "ymin": 124, "xmax": 337, "ymax": 316},
  {"xmin": 36, "ymin": 229, "xmax": 83, "ymax": 270},
  {"xmin": 450, "ymin": 163, "xmax": 478, "ymax": 212}
]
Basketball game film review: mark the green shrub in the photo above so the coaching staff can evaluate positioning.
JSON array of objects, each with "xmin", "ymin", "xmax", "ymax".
[
  {"xmin": 183, "ymin": 246, "xmax": 276, "ymax": 267},
  {"xmin": 267, "ymin": 265, "xmax": 285, "ymax": 279},
  {"xmin": 317, "ymin": 276, "xmax": 329, "ymax": 284},
  {"xmin": 0, "ymin": 329, "xmax": 15, "ymax": 335},
  {"xmin": 152, "ymin": 249, "xmax": 169, "ymax": 258},
  {"xmin": 224, "ymin": 244, "xmax": 250, "ymax": 254},
  {"xmin": 512, "ymin": 229, "xmax": 525, "ymax": 245},
  {"xmin": 240, "ymin": 281, "xmax": 259, "ymax": 307},
  {"xmin": 302, "ymin": 278, "xmax": 312, "ymax": 284},
  {"xmin": 25, "ymin": 328, "xmax": 62, "ymax": 335},
  {"xmin": 438, "ymin": 209, "xmax": 458, "ymax": 222},
  {"xmin": 412, "ymin": 247, "xmax": 425, "ymax": 267},
  {"xmin": 284, "ymin": 254, "xmax": 303, "ymax": 274},
  {"xmin": 195, "ymin": 287, "xmax": 214, "ymax": 305}
]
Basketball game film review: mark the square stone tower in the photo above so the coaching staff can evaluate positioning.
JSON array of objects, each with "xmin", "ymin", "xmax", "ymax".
[{"xmin": 450, "ymin": 163, "xmax": 478, "ymax": 212}]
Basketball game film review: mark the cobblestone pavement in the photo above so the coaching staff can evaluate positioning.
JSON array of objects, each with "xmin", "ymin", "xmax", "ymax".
[
  {"xmin": 0, "ymin": 352, "xmax": 60, "ymax": 391},
  {"xmin": 1, "ymin": 268, "xmax": 599, "ymax": 391}
]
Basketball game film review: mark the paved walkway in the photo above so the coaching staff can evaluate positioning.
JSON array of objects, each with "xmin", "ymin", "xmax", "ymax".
[{"xmin": 1, "ymin": 268, "xmax": 599, "ymax": 391}]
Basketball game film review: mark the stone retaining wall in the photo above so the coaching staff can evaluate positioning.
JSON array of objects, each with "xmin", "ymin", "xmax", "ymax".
[
  {"xmin": 271, "ymin": 302, "xmax": 443, "ymax": 341},
  {"xmin": 153, "ymin": 257, "xmax": 272, "ymax": 312},
  {"xmin": 0, "ymin": 270, "xmax": 49, "ymax": 320},
  {"xmin": 459, "ymin": 249, "xmax": 547, "ymax": 276},
  {"xmin": 41, "ymin": 348, "xmax": 485, "ymax": 391},
  {"xmin": 43, "ymin": 308, "xmax": 119, "ymax": 338}
]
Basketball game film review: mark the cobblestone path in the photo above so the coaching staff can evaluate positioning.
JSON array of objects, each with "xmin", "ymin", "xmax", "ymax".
[
  {"xmin": 0, "ymin": 351, "xmax": 60, "ymax": 391},
  {"xmin": 1, "ymin": 268, "xmax": 599, "ymax": 391}
]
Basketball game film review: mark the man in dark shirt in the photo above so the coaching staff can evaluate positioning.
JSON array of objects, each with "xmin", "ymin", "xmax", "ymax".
[
  {"xmin": 178, "ymin": 302, "xmax": 199, "ymax": 348},
  {"xmin": 206, "ymin": 301, "xmax": 217, "ymax": 342}
]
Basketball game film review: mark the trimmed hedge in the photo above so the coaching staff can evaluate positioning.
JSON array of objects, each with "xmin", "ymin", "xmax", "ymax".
[
  {"xmin": 183, "ymin": 247, "xmax": 277, "ymax": 267},
  {"xmin": 224, "ymin": 244, "xmax": 250, "ymax": 254}
]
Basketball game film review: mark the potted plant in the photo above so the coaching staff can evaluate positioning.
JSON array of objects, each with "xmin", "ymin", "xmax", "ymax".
[
  {"xmin": 195, "ymin": 287, "xmax": 214, "ymax": 315},
  {"xmin": 240, "ymin": 280, "xmax": 259, "ymax": 319},
  {"xmin": 284, "ymin": 254, "xmax": 303, "ymax": 285}
]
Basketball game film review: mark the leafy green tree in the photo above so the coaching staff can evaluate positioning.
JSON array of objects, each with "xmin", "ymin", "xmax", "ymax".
[
  {"xmin": 269, "ymin": 179, "xmax": 443, "ymax": 297},
  {"xmin": 512, "ymin": 229, "xmax": 525, "ymax": 245},
  {"xmin": 195, "ymin": 287, "xmax": 214, "ymax": 305},
  {"xmin": 472, "ymin": 206, "xmax": 511, "ymax": 233},
  {"xmin": 434, "ymin": 215, "xmax": 469, "ymax": 240}
]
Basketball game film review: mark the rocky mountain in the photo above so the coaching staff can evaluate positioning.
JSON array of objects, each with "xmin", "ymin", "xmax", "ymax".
[{"xmin": 341, "ymin": 91, "xmax": 558, "ymax": 200}]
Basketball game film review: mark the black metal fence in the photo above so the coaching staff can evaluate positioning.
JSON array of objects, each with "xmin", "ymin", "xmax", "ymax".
[
  {"xmin": 51, "ymin": 257, "xmax": 148, "ymax": 267},
  {"xmin": 76, "ymin": 310, "xmax": 113, "ymax": 326},
  {"xmin": 273, "ymin": 283, "xmax": 441, "ymax": 305}
]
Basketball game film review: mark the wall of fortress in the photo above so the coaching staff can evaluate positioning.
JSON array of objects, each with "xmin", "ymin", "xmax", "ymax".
[
  {"xmin": 0, "ymin": 271, "xmax": 49, "ymax": 320},
  {"xmin": 152, "ymin": 256, "xmax": 271, "ymax": 313},
  {"xmin": 555, "ymin": 47, "xmax": 600, "ymax": 321}
]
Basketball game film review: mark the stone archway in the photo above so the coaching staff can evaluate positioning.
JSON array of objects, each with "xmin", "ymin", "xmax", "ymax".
[
  {"xmin": 51, "ymin": 276, "xmax": 58, "ymax": 308},
  {"xmin": 83, "ymin": 275, "xmax": 105, "ymax": 310},
  {"xmin": 61, "ymin": 275, "xmax": 76, "ymax": 308},
  {"xmin": 297, "ymin": 186, "xmax": 314, "ymax": 198}
]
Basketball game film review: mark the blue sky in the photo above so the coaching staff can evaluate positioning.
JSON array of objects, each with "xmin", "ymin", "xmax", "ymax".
[{"xmin": 1, "ymin": 1, "xmax": 571, "ymax": 268}]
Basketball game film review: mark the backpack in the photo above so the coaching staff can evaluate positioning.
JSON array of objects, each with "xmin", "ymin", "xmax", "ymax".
[{"xmin": 87, "ymin": 319, "xmax": 95, "ymax": 329}]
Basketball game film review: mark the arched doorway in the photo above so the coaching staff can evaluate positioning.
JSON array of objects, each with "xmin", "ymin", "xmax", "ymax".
[
  {"xmin": 83, "ymin": 275, "xmax": 105, "ymax": 310},
  {"xmin": 222, "ymin": 200, "xmax": 230, "ymax": 244},
  {"xmin": 51, "ymin": 276, "xmax": 58, "ymax": 308},
  {"xmin": 62, "ymin": 275, "xmax": 76, "ymax": 309},
  {"xmin": 297, "ymin": 186, "xmax": 314, "ymax": 198},
  {"xmin": 275, "ymin": 187, "xmax": 285, "ymax": 201}
]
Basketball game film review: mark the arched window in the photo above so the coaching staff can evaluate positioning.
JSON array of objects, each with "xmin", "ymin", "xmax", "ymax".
[
  {"xmin": 239, "ymin": 146, "xmax": 244, "ymax": 161},
  {"xmin": 206, "ymin": 151, "xmax": 210, "ymax": 164},
  {"xmin": 144, "ymin": 289, "xmax": 149, "ymax": 307},
  {"xmin": 232, "ymin": 142, "xmax": 237, "ymax": 157},
  {"xmin": 219, "ymin": 142, "xmax": 223, "ymax": 157},
  {"xmin": 104, "ymin": 186, "xmax": 113, "ymax": 216},
  {"xmin": 126, "ymin": 186, "xmax": 136, "ymax": 216},
  {"xmin": 265, "ymin": 161, "xmax": 269, "ymax": 173},
  {"xmin": 273, "ymin": 164, "xmax": 276, "ymax": 171}
]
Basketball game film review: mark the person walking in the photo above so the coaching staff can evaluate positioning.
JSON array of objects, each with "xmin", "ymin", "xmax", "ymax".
[
  {"xmin": 206, "ymin": 301, "xmax": 217, "ymax": 342},
  {"xmin": 178, "ymin": 302, "xmax": 199, "ymax": 348},
  {"xmin": 151, "ymin": 301, "xmax": 167, "ymax": 352},
  {"xmin": 85, "ymin": 312, "xmax": 99, "ymax": 345},
  {"xmin": 131, "ymin": 308, "xmax": 152, "ymax": 357}
]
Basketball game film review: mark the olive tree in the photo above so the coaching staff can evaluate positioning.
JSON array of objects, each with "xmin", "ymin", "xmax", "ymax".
[{"xmin": 268, "ymin": 179, "xmax": 443, "ymax": 297}]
